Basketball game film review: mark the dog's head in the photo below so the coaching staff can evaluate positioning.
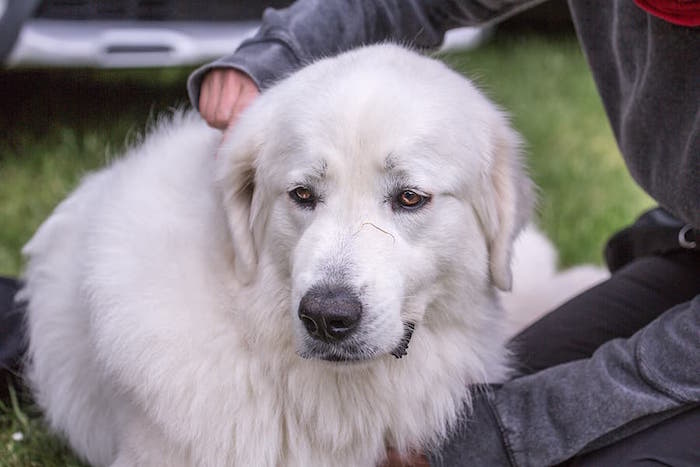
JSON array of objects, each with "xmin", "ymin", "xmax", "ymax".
[{"xmin": 218, "ymin": 45, "xmax": 533, "ymax": 362}]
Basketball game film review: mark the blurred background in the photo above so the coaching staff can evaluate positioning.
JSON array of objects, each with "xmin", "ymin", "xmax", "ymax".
[{"xmin": 0, "ymin": 1, "xmax": 651, "ymax": 465}]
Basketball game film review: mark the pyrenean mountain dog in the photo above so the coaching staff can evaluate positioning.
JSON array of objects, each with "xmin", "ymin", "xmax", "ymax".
[{"xmin": 21, "ymin": 44, "xmax": 603, "ymax": 466}]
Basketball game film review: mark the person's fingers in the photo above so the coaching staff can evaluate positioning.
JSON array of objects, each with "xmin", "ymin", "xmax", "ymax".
[
  {"xmin": 220, "ymin": 79, "xmax": 260, "ymax": 145},
  {"xmin": 228, "ymin": 78, "xmax": 260, "ymax": 127},
  {"xmin": 200, "ymin": 69, "xmax": 260, "ymax": 131},
  {"xmin": 198, "ymin": 75, "xmax": 211, "ymax": 120},
  {"xmin": 201, "ymin": 70, "xmax": 224, "ymax": 129},
  {"xmin": 213, "ymin": 71, "xmax": 244, "ymax": 129}
]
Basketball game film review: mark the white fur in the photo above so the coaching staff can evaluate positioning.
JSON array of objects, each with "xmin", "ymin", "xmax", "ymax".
[
  {"xmin": 22, "ymin": 45, "xmax": 600, "ymax": 467},
  {"xmin": 501, "ymin": 226, "xmax": 608, "ymax": 333}
]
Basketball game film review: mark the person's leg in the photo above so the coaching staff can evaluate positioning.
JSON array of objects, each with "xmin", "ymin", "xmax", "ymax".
[
  {"xmin": 509, "ymin": 250, "xmax": 700, "ymax": 375},
  {"xmin": 508, "ymin": 250, "xmax": 699, "ymax": 466},
  {"xmin": 572, "ymin": 407, "xmax": 700, "ymax": 466},
  {"xmin": 0, "ymin": 277, "xmax": 25, "ymax": 394}
]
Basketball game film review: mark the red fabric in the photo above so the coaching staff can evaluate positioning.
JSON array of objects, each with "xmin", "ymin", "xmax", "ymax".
[{"xmin": 634, "ymin": 0, "xmax": 700, "ymax": 27}]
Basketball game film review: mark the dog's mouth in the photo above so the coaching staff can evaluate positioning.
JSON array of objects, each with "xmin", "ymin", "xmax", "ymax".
[
  {"xmin": 300, "ymin": 321, "xmax": 417, "ymax": 363},
  {"xmin": 390, "ymin": 321, "xmax": 416, "ymax": 359},
  {"xmin": 298, "ymin": 344, "xmax": 375, "ymax": 363}
]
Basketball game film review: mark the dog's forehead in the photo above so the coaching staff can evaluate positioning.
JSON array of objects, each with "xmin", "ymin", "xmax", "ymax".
[
  {"xmin": 263, "ymin": 112, "xmax": 490, "ymax": 194},
  {"xmin": 251, "ymin": 46, "xmax": 504, "ymax": 190},
  {"xmin": 265, "ymin": 140, "xmax": 482, "ymax": 199}
]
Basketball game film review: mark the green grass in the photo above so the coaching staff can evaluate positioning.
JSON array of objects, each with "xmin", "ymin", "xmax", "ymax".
[
  {"xmin": 0, "ymin": 34, "xmax": 652, "ymax": 465},
  {"xmin": 1, "ymin": 384, "xmax": 86, "ymax": 467},
  {"xmin": 0, "ymin": 67, "xmax": 194, "ymax": 277}
]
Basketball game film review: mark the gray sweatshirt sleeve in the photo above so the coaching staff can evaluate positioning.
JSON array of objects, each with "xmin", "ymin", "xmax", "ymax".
[
  {"xmin": 430, "ymin": 296, "xmax": 700, "ymax": 466},
  {"xmin": 187, "ymin": 0, "xmax": 544, "ymax": 109}
]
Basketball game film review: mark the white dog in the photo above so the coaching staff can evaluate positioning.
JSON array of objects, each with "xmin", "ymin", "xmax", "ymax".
[{"xmin": 21, "ymin": 45, "xmax": 604, "ymax": 466}]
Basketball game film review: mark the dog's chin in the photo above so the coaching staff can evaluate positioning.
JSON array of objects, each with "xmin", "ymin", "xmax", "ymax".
[{"xmin": 298, "ymin": 346, "xmax": 380, "ymax": 364}]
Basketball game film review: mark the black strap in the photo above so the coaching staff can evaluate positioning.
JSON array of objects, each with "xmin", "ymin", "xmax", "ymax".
[{"xmin": 604, "ymin": 208, "xmax": 698, "ymax": 273}]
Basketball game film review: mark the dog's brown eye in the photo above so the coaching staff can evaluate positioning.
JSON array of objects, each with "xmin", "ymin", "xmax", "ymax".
[
  {"xmin": 399, "ymin": 191, "xmax": 421, "ymax": 206},
  {"xmin": 294, "ymin": 187, "xmax": 312, "ymax": 201},
  {"xmin": 289, "ymin": 186, "xmax": 316, "ymax": 208},
  {"xmin": 395, "ymin": 190, "xmax": 428, "ymax": 210}
]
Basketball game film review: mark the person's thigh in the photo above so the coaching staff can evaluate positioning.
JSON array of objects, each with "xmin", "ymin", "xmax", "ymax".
[
  {"xmin": 572, "ymin": 407, "xmax": 700, "ymax": 466},
  {"xmin": 509, "ymin": 250, "xmax": 699, "ymax": 374},
  {"xmin": 1, "ymin": 277, "xmax": 25, "ymax": 398},
  {"xmin": 0, "ymin": 276, "xmax": 24, "ymax": 370}
]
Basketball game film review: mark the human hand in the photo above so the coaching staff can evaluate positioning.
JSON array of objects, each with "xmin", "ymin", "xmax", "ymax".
[
  {"xmin": 199, "ymin": 68, "xmax": 260, "ymax": 130},
  {"xmin": 381, "ymin": 448, "xmax": 430, "ymax": 467}
]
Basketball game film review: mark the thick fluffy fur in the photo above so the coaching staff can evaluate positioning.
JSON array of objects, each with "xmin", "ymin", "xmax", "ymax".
[{"xmin": 22, "ymin": 45, "xmax": 601, "ymax": 466}]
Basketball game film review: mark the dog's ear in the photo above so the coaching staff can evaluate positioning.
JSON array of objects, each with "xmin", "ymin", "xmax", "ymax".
[
  {"xmin": 474, "ymin": 123, "xmax": 534, "ymax": 291},
  {"xmin": 216, "ymin": 128, "xmax": 262, "ymax": 283}
]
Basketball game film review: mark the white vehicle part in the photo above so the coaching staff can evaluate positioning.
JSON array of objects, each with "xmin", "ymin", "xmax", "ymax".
[
  {"xmin": 6, "ymin": 18, "xmax": 486, "ymax": 69},
  {"xmin": 6, "ymin": 19, "xmax": 260, "ymax": 68}
]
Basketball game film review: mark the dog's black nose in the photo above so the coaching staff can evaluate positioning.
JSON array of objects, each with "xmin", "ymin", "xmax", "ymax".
[{"xmin": 298, "ymin": 285, "xmax": 362, "ymax": 342}]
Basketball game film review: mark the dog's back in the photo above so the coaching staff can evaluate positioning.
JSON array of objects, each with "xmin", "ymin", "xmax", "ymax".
[{"xmin": 21, "ymin": 114, "xmax": 223, "ymax": 466}]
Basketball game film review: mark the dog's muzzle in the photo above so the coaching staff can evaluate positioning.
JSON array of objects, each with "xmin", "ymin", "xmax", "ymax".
[{"xmin": 297, "ymin": 284, "xmax": 417, "ymax": 361}]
